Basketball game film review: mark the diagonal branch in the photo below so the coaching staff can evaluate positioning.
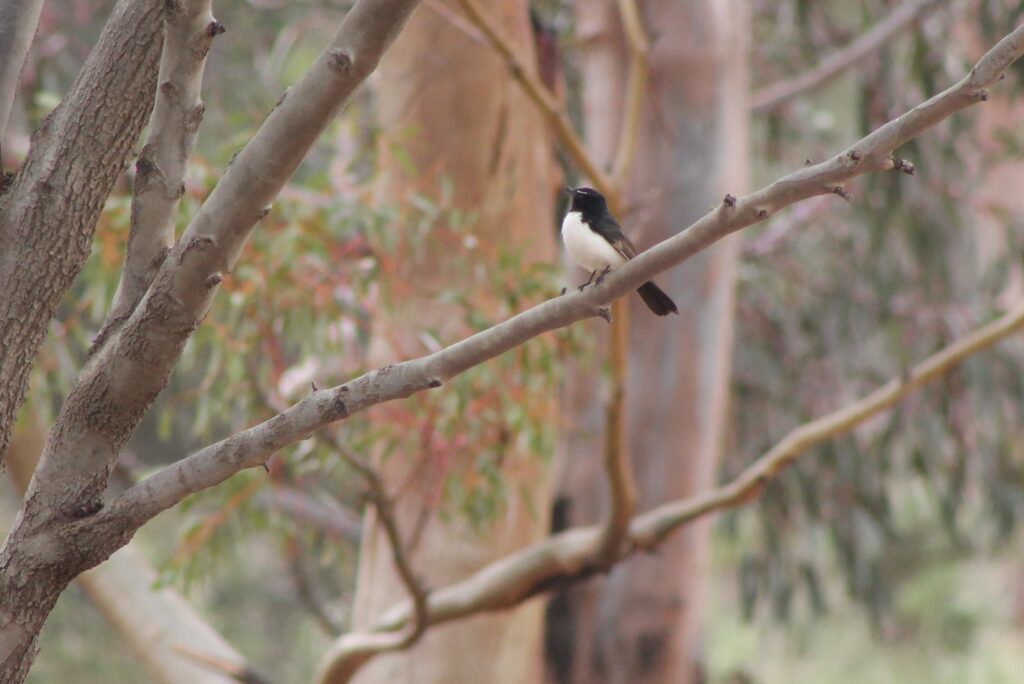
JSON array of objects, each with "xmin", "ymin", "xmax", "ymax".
[
  {"xmin": 0, "ymin": 0, "xmax": 45, "ymax": 166},
  {"xmin": 455, "ymin": 0, "xmax": 617, "ymax": 202},
  {"xmin": 0, "ymin": 0, "xmax": 165, "ymax": 468},
  {"xmin": 314, "ymin": 301, "xmax": 1024, "ymax": 683},
  {"xmin": 93, "ymin": 20, "xmax": 1024, "ymax": 549},
  {"xmin": 92, "ymin": 0, "xmax": 224, "ymax": 354},
  {"xmin": 751, "ymin": 0, "xmax": 936, "ymax": 114},
  {"xmin": 6, "ymin": 0, "xmax": 422, "ymax": 525}
]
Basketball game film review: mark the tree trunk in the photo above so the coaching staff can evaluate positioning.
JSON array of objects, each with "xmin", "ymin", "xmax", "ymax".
[
  {"xmin": 349, "ymin": 2, "xmax": 557, "ymax": 682},
  {"xmin": 4, "ymin": 414, "xmax": 253, "ymax": 684},
  {"xmin": 548, "ymin": 1, "xmax": 747, "ymax": 682}
]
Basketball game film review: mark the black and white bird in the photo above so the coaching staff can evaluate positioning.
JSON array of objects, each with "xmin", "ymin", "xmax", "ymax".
[{"xmin": 562, "ymin": 187, "xmax": 678, "ymax": 316}]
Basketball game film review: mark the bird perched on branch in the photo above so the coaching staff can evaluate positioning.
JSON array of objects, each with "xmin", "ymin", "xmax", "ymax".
[{"xmin": 562, "ymin": 186, "xmax": 678, "ymax": 316}]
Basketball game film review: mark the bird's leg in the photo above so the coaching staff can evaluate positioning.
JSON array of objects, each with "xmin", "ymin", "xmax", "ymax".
[
  {"xmin": 578, "ymin": 269, "xmax": 598, "ymax": 291},
  {"xmin": 594, "ymin": 266, "xmax": 612, "ymax": 285}
]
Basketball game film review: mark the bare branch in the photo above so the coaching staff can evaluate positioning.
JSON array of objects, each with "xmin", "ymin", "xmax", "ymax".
[
  {"xmin": 456, "ymin": 0, "xmax": 617, "ymax": 201},
  {"xmin": 751, "ymin": 0, "xmax": 936, "ymax": 114},
  {"xmin": 92, "ymin": 0, "xmax": 223, "ymax": 353},
  {"xmin": 0, "ymin": 0, "xmax": 45, "ymax": 165},
  {"xmin": 97, "ymin": 21, "xmax": 1024, "ymax": 538},
  {"xmin": 316, "ymin": 302, "xmax": 1024, "ymax": 682},
  {"xmin": 633, "ymin": 301, "xmax": 1024, "ymax": 542},
  {"xmin": 610, "ymin": 0, "xmax": 649, "ymax": 184},
  {"xmin": 0, "ymin": 0, "xmax": 164, "ymax": 467},
  {"xmin": 7, "ymin": 0, "xmax": 422, "ymax": 522},
  {"xmin": 0, "ymin": 1, "xmax": 420, "ymax": 672},
  {"xmin": 312, "ymin": 436, "xmax": 429, "ymax": 681}
]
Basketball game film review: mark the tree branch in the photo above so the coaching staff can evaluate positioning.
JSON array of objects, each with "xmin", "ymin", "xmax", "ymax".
[
  {"xmin": 455, "ymin": 0, "xmax": 617, "ymax": 201},
  {"xmin": 0, "ymin": 0, "xmax": 45, "ymax": 166},
  {"xmin": 92, "ymin": 0, "xmax": 223, "ymax": 354},
  {"xmin": 312, "ymin": 436, "xmax": 429, "ymax": 682},
  {"xmin": 92, "ymin": 21, "xmax": 1024, "ymax": 546},
  {"xmin": 0, "ymin": 2, "xmax": 421, "ymax": 674},
  {"xmin": 314, "ymin": 301, "xmax": 1024, "ymax": 682},
  {"xmin": 6, "ymin": 0, "xmax": 422, "ymax": 525},
  {"xmin": 0, "ymin": 0, "xmax": 164, "ymax": 467},
  {"xmin": 610, "ymin": 0, "xmax": 649, "ymax": 185},
  {"xmin": 751, "ymin": 0, "xmax": 936, "ymax": 115}
]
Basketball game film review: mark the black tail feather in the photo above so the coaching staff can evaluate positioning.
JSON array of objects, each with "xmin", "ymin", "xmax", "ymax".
[{"xmin": 636, "ymin": 281, "xmax": 678, "ymax": 316}]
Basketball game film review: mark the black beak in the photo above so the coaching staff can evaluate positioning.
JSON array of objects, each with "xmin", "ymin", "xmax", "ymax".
[{"xmin": 564, "ymin": 186, "xmax": 575, "ymax": 194}]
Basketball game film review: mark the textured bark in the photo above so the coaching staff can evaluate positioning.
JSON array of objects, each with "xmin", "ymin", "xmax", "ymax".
[
  {"xmin": 342, "ymin": 2, "xmax": 558, "ymax": 682},
  {"xmin": 0, "ymin": 0, "xmax": 165, "ymax": 469},
  {"xmin": 0, "ymin": 0, "xmax": 45, "ymax": 165},
  {"xmin": 550, "ymin": 1, "xmax": 747, "ymax": 682},
  {"xmin": 0, "ymin": 1, "xmax": 421, "ymax": 681},
  {"xmin": 4, "ymin": 416, "xmax": 255, "ymax": 684}
]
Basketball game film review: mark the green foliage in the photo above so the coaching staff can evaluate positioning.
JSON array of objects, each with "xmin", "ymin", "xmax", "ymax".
[{"xmin": 728, "ymin": 1, "xmax": 1024, "ymax": 630}]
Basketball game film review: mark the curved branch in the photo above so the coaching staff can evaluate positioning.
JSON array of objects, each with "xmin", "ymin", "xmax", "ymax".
[
  {"xmin": 316, "ymin": 301, "xmax": 1024, "ymax": 682},
  {"xmin": 751, "ymin": 0, "xmax": 936, "ymax": 115}
]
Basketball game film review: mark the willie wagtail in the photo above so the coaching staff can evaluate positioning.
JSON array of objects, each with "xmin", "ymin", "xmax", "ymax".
[{"xmin": 562, "ymin": 187, "xmax": 678, "ymax": 316}]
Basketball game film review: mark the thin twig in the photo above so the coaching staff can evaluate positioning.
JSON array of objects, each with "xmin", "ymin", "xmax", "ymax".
[
  {"xmin": 423, "ymin": 0, "xmax": 487, "ymax": 45},
  {"xmin": 751, "ymin": 0, "xmax": 935, "ymax": 114},
  {"xmin": 594, "ymin": 300, "xmax": 634, "ymax": 564},
  {"xmin": 456, "ymin": 0, "xmax": 617, "ymax": 201},
  {"xmin": 319, "ymin": 434, "xmax": 429, "ymax": 649}
]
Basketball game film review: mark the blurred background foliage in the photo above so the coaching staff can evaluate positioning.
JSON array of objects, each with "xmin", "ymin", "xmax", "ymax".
[{"xmin": 8, "ymin": 0, "xmax": 1024, "ymax": 682}]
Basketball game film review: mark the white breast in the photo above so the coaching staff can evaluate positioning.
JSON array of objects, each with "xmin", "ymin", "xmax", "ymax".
[{"xmin": 561, "ymin": 211, "xmax": 627, "ymax": 273}]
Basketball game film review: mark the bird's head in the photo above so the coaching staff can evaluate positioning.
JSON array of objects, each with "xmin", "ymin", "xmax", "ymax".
[{"xmin": 566, "ymin": 186, "xmax": 608, "ymax": 215}]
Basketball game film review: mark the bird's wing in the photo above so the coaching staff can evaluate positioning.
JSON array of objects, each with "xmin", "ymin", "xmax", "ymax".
[{"xmin": 590, "ymin": 215, "xmax": 638, "ymax": 260}]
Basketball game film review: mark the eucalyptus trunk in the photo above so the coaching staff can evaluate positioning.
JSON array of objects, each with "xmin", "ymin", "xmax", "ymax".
[
  {"xmin": 349, "ymin": 2, "xmax": 558, "ymax": 681},
  {"xmin": 549, "ymin": 1, "xmax": 748, "ymax": 682}
]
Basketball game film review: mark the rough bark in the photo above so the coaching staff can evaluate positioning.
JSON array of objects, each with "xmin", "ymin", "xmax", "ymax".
[
  {"xmin": 341, "ymin": 2, "xmax": 558, "ymax": 682},
  {"xmin": 550, "ymin": 0, "xmax": 746, "ymax": 681},
  {"xmin": 0, "ymin": 1, "xmax": 421, "ymax": 680},
  {"xmin": 4, "ymin": 415, "xmax": 257, "ymax": 684},
  {"xmin": 0, "ymin": 0, "xmax": 165, "ymax": 470}
]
